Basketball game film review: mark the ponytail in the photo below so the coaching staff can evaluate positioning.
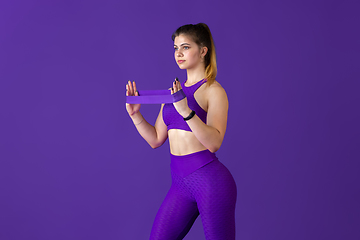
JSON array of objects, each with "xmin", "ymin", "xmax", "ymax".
[{"xmin": 198, "ymin": 23, "xmax": 217, "ymax": 86}]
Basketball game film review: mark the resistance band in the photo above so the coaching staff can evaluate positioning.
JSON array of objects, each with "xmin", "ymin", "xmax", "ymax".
[{"xmin": 126, "ymin": 89, "xmax": 186, "ymax": 104}]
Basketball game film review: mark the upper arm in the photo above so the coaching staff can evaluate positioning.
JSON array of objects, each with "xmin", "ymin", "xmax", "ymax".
[
  {"xmin": 206, "ymin": 85, "xmax": 229, "ymax": 140},
  {"xmin": 154, "ymin": 104, "xmax": 168, "ymax": 147}
]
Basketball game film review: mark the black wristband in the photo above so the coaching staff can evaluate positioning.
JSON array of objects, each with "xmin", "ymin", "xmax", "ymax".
[{"xmin": 183, "ymin": 110, "xmax": 195, "ymax": 121}]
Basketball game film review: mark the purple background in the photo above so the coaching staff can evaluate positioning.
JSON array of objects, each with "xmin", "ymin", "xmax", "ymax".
[{"xmin": 1, "ymin": 0, "xmax": 359, "ymax": 239}]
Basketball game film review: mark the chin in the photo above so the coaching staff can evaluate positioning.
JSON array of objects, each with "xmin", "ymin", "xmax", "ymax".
[{"xmin": 178, "ymin": 65, "xmax": 187, "ymax": 70}]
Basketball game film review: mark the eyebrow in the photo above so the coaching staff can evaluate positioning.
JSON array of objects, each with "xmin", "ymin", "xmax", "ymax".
[{"xmin": 174, "ymin": 43, "xmax": 191, "ymax": 47}]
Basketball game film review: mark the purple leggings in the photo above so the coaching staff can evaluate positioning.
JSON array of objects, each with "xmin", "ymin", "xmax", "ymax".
[{"xmin": 149, "ymin": 150, "xmax": 237, "ymax": 240}]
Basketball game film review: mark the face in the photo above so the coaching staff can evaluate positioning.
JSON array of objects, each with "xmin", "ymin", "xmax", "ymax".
[{"xmin": 174, "ymin": 34, "xmax": 206, "ymax": 70}]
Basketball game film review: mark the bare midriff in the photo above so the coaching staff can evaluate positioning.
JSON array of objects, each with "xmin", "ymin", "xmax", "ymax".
[{"xmin": 168, "ymin": 129, "xmax": 207, "ymax": 156}]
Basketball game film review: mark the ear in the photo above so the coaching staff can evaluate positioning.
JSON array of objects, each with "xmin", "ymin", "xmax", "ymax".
[{"xmin": 201, "ymin": 46, "xmax": 208, "ymax": 58}]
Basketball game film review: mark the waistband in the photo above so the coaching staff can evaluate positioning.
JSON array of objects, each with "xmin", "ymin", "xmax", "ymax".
[{"xmin": 170, "ymin": 150, "xmax": 218, "ymax": 178}]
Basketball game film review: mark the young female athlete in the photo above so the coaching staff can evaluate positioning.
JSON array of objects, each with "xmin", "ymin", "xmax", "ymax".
[{"xmin": 125, "ymin": 23, "xmax": 237, "ymax": 240}]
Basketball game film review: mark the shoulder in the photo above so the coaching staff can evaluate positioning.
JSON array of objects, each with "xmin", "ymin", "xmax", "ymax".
[{"xmin": 205, "ymin": 80, "xmax": 228, "ymax": 101}]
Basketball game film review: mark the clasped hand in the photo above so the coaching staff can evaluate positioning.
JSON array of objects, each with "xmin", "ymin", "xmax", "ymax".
[{"xmin": 171, "ymin": 78, "xmax": 192, "ymax": 118}]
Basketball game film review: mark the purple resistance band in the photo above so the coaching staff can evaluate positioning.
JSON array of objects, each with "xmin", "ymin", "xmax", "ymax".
[{"xmin": 126, "ymin": 89, "xmax": 186, "ymax": 104}]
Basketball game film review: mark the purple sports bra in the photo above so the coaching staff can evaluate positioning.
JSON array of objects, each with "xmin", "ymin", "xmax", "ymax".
[{"xmin": 163, "ymin": 79, "xmax": 208, "ymax": 131}]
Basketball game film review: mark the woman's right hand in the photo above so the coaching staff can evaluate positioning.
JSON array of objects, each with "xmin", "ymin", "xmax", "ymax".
[{"xmin": 126, "ymin": 80, "xmax": 141, "ymax": 117}]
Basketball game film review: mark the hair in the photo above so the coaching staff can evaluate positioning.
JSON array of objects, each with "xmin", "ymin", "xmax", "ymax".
[{"xmin": 171, "ymin": 23, "xmax": 217, "ymax": 85}]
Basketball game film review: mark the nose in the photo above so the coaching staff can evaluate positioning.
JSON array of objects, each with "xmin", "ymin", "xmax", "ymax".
[{"xmin": 176, "ymin": 49, "xmax": 183, "ymax": 57}]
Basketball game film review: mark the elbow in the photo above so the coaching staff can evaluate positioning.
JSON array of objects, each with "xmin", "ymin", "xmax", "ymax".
[
  {"xmin": 150, "ymin": 143, "xmax": 160, "ymax": 149},
  {"xmin": 207, "ymin": 131, "xmax": 224, "ymax": 153},
  {"xmin": 150, "ymin": 141, "xmax": 162, "ymax": 149},
  {"xmin": 208, "ymin": 145, "xmax": 220, "ymax": 153},
  {"xmin": 209, "ymin": 148, "xmax": 218, "ymax": 153},
  {"xmin": 208, "ymin": 140, "xmax": 223, "ymax": 153},
  {"xmin": 149, "ymin": 135, "xmax": 167, "ymax": 149}
]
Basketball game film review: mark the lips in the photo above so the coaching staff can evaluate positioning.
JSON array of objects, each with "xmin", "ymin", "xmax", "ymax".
[{"xmin": 177, "ymin": 60, "xmax": 185, "ymax": 64}]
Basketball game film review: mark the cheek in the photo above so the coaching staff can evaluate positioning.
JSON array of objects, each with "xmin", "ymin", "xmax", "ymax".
[
  {"xmin": 185, "ymin": 50, "xmax": 193, "ymax": 58},
  {"xmin": 189, "ymin": 51, "xmax": 200, "ymax": 61}
]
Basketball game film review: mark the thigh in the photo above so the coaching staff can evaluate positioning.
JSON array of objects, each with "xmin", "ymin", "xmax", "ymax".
[
  {"xmin": 150, "ymin": 185, "xmax": 199, "ymax": 240},
  {"xmin": 192, "ymin": 160, "xmax": 237, "ymax": 240}
]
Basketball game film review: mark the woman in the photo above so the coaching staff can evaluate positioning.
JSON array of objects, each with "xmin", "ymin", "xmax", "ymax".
[{"xmin": 126, "ymin": 23, "xmax": 237, "ymax": 240}]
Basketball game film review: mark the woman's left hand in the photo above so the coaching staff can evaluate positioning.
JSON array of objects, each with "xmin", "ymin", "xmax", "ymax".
[{"xmin": 171, "ymin": 78, "xmax": 192, "ymax": 118}]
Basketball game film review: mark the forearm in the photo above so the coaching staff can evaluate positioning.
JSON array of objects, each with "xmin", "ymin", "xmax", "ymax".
[
  {"xmin": 185, "ymin": 113, "xmax": 224, "ymax": 152},
  {"xmin": 130, "ymin": 112, "xmax": 161, "ymax": 148}
]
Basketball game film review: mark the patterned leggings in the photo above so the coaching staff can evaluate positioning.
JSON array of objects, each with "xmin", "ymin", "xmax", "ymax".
[{"xmin": 149, "ymin": 150, "xmax": 237, "ymax": 240}]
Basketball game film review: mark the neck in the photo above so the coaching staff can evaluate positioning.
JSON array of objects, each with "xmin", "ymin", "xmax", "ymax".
[{"xmin": 186, "ymin": 65, "xmax": 206, "ymax": 85}]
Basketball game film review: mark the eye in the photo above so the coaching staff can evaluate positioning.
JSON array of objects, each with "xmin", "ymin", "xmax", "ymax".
[
  {"xmin": 174, "ymin": 47, "xmax": 178, "ymax": 51},
  {"xmin": 183, "ymin": 46, "xmax": 189, "ymax": 50}
]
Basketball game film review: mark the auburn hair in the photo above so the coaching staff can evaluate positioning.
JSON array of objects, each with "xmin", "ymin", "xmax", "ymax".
[{"xmin": 172, "ymin": 23, "xmax": 217, "ymax": 85}]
